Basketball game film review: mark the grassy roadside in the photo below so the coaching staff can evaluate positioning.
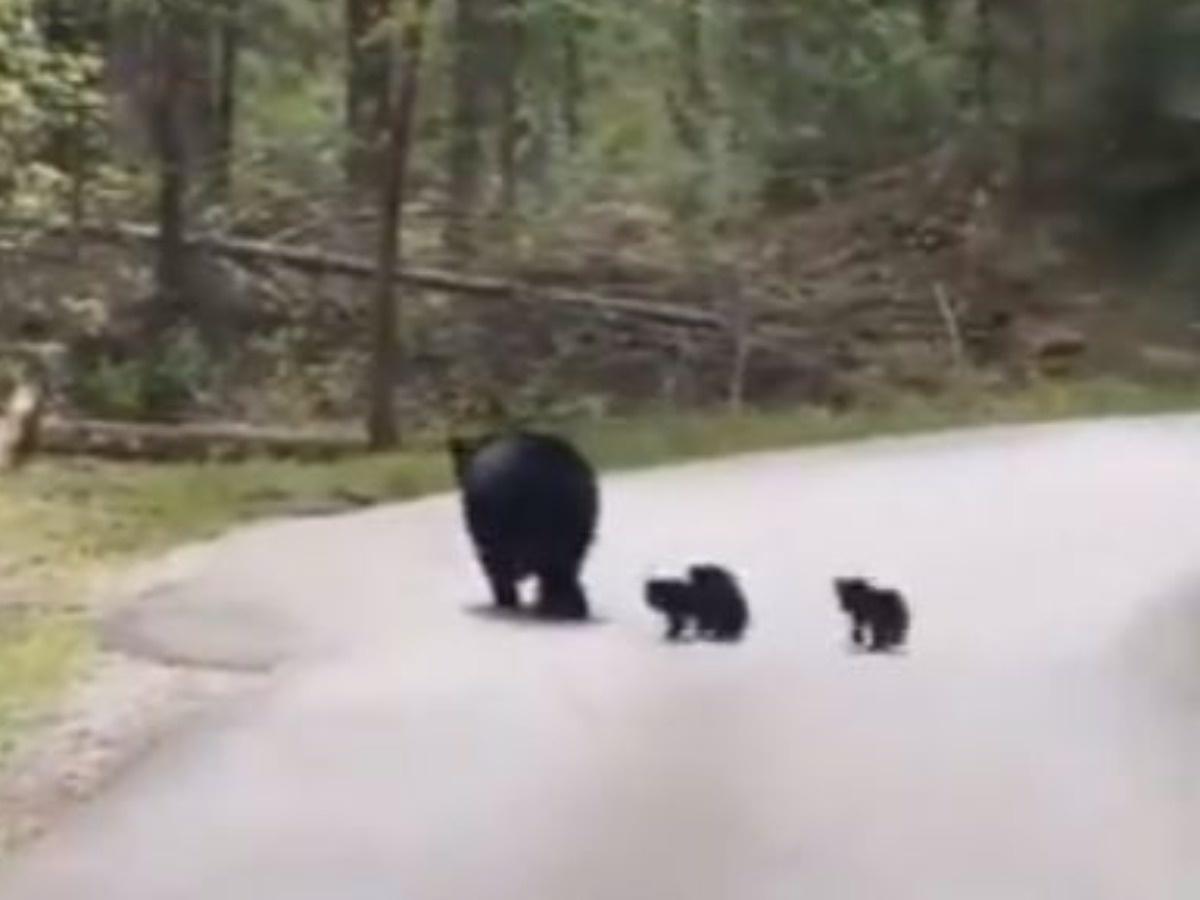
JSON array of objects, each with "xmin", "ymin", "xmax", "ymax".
[
  {"xmin": 0, "ymin": 613, "xmax": 89, "ymax": 760},
  {"xmin": 1, "ymin": 375, "xmax": 1198, "ymax": 757}
]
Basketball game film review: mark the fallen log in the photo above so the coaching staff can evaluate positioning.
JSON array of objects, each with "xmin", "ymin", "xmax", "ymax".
[
  {"xmin": 66, "ymin": 221, "xmax": 730, "ymax": 331},
  {"xmin": 47, "ymin": 220, "xmax": 845, "ymax": 343},
  {"xmin": 0, "ymin": 379, "xmax": 45, "ymax": 470},
  {"xmin": 9, "ymin": 218, "xmax": 847, "ymax": 347},
  {"xmin": 38, "ymin": 418, "xmax": 367, "ymax": 462}
]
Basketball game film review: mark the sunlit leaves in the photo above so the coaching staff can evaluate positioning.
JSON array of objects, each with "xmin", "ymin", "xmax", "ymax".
[{"xmin": 0, "ymin": 0, "xmax": 103, "ymax": 220}]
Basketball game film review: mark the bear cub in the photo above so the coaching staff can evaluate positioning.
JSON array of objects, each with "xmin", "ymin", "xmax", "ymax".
[
  {"xmin": 645, "ymin": 564, "xmax": 750, "ymax": 642},
  {"xmin": 834, "ymin": 577, "xmax": 910, "ymax": 653}
]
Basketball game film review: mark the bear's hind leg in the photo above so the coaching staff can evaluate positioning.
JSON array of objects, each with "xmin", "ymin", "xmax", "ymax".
[
  {"xmin": 666, "ymin": 612, "xmax": 688, "ymax": 640},
  {"xmin": 849, "ymin": 615, "xmax": 867, "ymax": 647},
  {"xmin": 867, "ymin": 620, "xmax": 894, "ymax": 652},
  {"xmin": 535, "ymin": 565, "xmax": 589, "ymax": 620},
  {"xmin": 484, "ymin": 557, "xmax": 520, "ymax": 610}
]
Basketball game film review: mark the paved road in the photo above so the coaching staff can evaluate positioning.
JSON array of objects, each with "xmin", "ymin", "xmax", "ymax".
[{"xmin": 4, "ymin": 417, "xmax": 1200, "ymax": 899}]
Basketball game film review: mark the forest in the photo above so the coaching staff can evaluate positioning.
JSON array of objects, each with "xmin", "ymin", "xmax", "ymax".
[{"xmin": 3, "ymin": 0, "xmax": 1200, "ymax": 454}]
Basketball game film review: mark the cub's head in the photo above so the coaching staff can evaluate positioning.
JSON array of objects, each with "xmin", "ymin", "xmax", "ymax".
[
  {"xmin": 645, "ymin": 578, "xmax": 692, "ymax": 613},
  {"xmin": 834, "ymin": 577, "xmax": 870, "ymax": 612}
]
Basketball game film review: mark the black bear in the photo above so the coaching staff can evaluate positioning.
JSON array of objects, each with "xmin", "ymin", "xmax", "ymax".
[
  {"xmin": 450, "ymin": 431, "xmax": 599, "ymax": 620},
  {"xmin": 645, "ymin": 564, "xmax": 750, "ymax": 642},
  {"xmin": 834, "ymin": 577, "xmax": 910, "ymax": 652}
]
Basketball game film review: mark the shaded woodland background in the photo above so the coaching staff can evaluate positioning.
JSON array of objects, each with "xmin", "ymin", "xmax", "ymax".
[{"xmin": 4, "ymin": 0, "xmax": 1200, "ymax": 450}]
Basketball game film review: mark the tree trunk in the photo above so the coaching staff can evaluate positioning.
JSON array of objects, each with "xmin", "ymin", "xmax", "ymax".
[
  {"xmin": 496, "ymin": 0, "xmax": 524, "ymax": 220},
  {"xmin": 673, "ymin": 0, "xmax": 709, "ymax": 159},
  {"xmin": 368, "ymin": 0, "xmax": 434, "ymax": 450},
  {"xmin": 919, "ymin": 0, "xmax": 948, "ymax": 43},
  {"xmin": 975, "ymin": 0, "xmax": 995, "ymax": 121},
  {"xmin": 561, "ymin": 22, "xmax": 584, "ymax": 152},
  {"xmin": 345, "ymin": 0, "xmax": 394, "ymax": 187},
  {"xmin": 152, "ymin": 13, "xmax": 189, "ymax": 327},
  {"xmin": 168, "ymin": 7, "xmax": 222, "ymax": 210},
  {"xmin": 445, "ymin": 0, "xmax": 485, "ymax": 256},
  {"xmin": 724, "ymin": 278, "xmax": 753, "ymax": 414},
  {"xmin": 68, "ymin": 103, "xmax": 88, "ymax": 260},
  {"xmin": 1019, "ymin": 0, "xmax": 1048, "ymax": 194},
  {"xmin": 211, "ymin": 0, "xmax": 241, "ymax": 204}
]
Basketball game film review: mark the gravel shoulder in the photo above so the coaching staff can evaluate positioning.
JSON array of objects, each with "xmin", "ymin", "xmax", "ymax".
[
  {"xmin": 0, "ymin": 653, "xmax": 252, "ymax": 855},
  {"xmin": 0, "ymin": 542, "xmax": 257, "ymax": 857}
]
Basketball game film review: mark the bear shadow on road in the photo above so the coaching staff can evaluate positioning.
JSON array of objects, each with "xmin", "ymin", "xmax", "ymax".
[
  {"xmin": 463, "ymin": 603, "xmax": 609, "ymax": 628},
  {"xmin": 845, "ymin": 642, "xmax": 909, "ymax": 657}
]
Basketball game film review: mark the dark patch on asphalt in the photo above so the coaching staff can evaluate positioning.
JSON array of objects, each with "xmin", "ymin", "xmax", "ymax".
[
  {"xmin": 463, "ymin": 603, "xmax": 609, "ymax": 628},
  {"xmin": 100, "ymin": 588, "xmax": 303, "ymax": 674}
]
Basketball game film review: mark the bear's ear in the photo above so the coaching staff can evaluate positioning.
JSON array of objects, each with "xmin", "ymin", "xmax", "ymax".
[{"xmin": 447, "ymin": 433, "xmax": 496, "ymax": 480}]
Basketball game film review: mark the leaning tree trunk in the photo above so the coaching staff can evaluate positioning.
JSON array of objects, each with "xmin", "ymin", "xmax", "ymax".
[{"xmin": 367, "ymin": 0, "xmax": 434, "ymax": 450}]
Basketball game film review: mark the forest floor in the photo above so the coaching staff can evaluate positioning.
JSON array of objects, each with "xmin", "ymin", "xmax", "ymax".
[{"xmin": 2, "ymin": 374, "xmax": 1200, "ymax": 853}]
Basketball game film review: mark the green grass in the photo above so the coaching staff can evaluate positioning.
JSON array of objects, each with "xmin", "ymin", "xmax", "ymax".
[
  {"xmin": 0, "ymin": 374, "xmax": 1198, "ymax": 762},
  {"xmin": 0, "ymin": 613, "xmax": 91, "ymax": 760},
  {"xmin": 571, "ymin": 376, "xmax": 1200, "ymax": 471},
  {"xmin": 0, "ymin": 450, "xmax": 449, "ymax": 566}
]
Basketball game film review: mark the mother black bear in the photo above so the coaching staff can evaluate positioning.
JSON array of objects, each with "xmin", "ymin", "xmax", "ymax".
[{"xmin": 450, "ymin": 431, "xmax": 599, "ymax": 620}]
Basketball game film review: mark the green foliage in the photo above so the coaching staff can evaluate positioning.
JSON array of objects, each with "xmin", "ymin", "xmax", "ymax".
[
  {"xmin": 70, "ymin": 329, "xmax": 212, "ymax": 422},
  {"xmin": 0, "ymin": 0, "xmax": 103, "ymax": 221},
  {"xmin": 235, "ymin": 0, "xmax": 346, "ymax": 192},
  {"xmin": 4, "ymin": 0, "xmax": 1191, "ymax": 426},
  {"xmin": 1089, "ymin": 1, "xmax": 1200, "ymax": 174},
  {"xmin": 1061, "ymin": 0, "xmax": 1200, "ymax": 277},
  {"xmin": 0, "ymin": 0, "xmax": 1012, "ymax": 242},
  {"xmin": 479, "ymin": 0, "xmax": 963, "ymax": 234},
  {"xmin": 716, "ymin": 0, "xmax": 960, "ymax": 199}
]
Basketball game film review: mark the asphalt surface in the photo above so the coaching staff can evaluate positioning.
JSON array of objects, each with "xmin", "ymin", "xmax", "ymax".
[{"xmin": 4, "ymin": 417, "xmax": 1200, "ymax": 899}]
